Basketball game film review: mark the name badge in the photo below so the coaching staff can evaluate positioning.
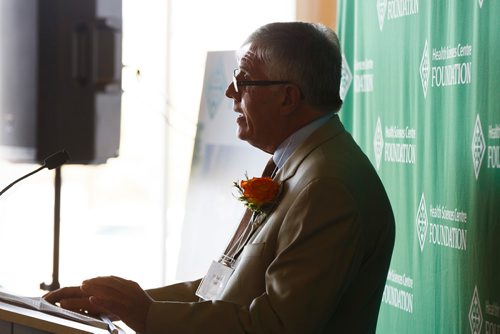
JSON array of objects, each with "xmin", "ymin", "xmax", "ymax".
[{"xmin": 195, "ymin": 260, "xmax": 234, "ymax": 301}]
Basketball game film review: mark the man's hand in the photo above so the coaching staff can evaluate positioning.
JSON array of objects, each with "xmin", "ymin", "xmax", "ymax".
[
  {"xmin": 81, "ymin": 276, "xmax": 153, "ymax": 333},
  {"xmin": 43, "ymin": 286, "xmax": 106, "ymax": 316}
]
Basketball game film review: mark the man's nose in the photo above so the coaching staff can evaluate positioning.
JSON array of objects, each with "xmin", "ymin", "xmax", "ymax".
[{"xmin": 225, "ymin": 81, "xmax": 239, "ymax": 100}]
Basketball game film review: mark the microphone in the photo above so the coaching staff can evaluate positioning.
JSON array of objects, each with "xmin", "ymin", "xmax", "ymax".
[
  {"xmin": 0, "ymin": 150, "xmax": 70, "ymax": 197},
  {"xmin": 43, "ymin": 150, "xmax": 70, "ymax": 170}
]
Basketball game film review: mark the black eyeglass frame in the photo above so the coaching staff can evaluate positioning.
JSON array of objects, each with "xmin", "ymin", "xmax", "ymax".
[{"xmin": 232, "ymin": 69, "xmax": 292, "ymax": 93}]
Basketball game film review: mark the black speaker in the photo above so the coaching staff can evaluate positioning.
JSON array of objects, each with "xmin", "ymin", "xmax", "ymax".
[{"xmin": 0, "ymin": 0, "xmax": 122, "ymax": 165}]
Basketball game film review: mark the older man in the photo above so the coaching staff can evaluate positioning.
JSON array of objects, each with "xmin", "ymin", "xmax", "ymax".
[{"xmin": 45, "ymin": 22, "xmax": 395, "ymax": 333}]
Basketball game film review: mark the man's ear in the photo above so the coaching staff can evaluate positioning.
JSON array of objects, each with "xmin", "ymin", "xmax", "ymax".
[{"xmin": 280, "ymin": 84, "xmax": 302, "ymax": 115}]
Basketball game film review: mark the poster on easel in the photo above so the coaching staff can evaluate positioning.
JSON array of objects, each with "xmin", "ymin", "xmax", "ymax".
[{"xmin": 176, "ymin": 51, "xmax": 269, "ymax": 280}]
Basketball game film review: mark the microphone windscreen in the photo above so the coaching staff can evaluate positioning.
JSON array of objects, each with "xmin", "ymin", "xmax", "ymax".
[{"xmin": 44, "ymin": 150, "xmax": 70, "ymax": 170}]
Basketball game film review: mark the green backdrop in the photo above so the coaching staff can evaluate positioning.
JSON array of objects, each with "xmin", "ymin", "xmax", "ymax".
[{"xmin": 337, "ymin": 1, "xmax": 500, "ymax": 333}]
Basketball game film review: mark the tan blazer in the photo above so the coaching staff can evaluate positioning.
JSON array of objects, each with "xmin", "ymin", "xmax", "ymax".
[{"xmin": 145, "ymin": 115, "xmax": 395, "ymax": 333}]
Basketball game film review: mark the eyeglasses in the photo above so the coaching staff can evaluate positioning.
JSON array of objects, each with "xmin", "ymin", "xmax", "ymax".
[{"xmin": 232, "ymin": 69, "xmax": 292, "ymax": 93}]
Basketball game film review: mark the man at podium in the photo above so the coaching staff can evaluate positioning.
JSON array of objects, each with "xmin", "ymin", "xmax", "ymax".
[{"xmin": 44, "ymin": 22, "xmax": 395, "ymax": 334}]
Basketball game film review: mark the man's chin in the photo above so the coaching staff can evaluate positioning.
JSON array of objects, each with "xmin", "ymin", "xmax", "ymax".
[
  {"xmin": 237, "ymin": 133, "xmax": 263, "ymax": 150},
  {"xmin": 236, "ymin": 127, "xmax": 250, "ymax": 141},
  {"xmin": 237, "ymin": 131, "xmax": 248, "ymax": 142}
]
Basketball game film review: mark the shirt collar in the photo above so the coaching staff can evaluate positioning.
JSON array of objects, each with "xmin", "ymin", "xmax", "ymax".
[{"xmin": 273, "ymin": 112, "xmax": 336, "ymax": 169}]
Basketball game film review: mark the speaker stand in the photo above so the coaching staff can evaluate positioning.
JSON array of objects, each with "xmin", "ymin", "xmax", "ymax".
[{"xmin": 40, "ymin": 167, "xmax": 61, "ymax": 291}]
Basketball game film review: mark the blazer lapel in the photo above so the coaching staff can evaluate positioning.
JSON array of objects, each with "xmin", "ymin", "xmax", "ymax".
[{"xmin": 276, "ymin": 115, "xmax": 346, "ymax": 183}]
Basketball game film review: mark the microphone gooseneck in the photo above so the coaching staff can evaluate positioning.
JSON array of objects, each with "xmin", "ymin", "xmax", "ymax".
[{"xmin": 0, "ymin": 150, "xmax": 70, "ymax": 197}]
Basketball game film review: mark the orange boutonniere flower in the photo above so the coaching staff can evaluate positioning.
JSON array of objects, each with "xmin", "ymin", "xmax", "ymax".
[{"xmin": 234, "ymin": 176, "xmax": 281, "ymax": 214}]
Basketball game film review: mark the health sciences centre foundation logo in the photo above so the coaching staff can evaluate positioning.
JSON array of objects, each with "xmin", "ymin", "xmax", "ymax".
[
  {"xmin": 415, "ymin": 193, "xmax": 468, "ymax": 253},
  {"xmin": 467, "ymin": 285, "xmax": 500, "ymax": 334},
  {"xmin": 339, "ymin": 54, "xmax": 352, "ymax": 101},
  {"xmin": 377, "ymin": 0, "xmax": 419, "ymax": 31},
  {"xmin": 373, "ymin": 117, "xmax": 417, "ymax": 171},
  {"xmin": 472, "ymin": 114, "xmax": 486, "ymax": 180},
  {"xmin": 340, "ymin": 55, "xmax": 374, "ymax": 98},
  {"xmin": 416, "ymin": 193, "xmax": 428, "ymax": 252},
  {"xmin": 419, "ymin": 39, "xmax": 473, "ymax": 99},
  {"xmin": 420, "ymin": 40, "xmax": 430, "ymax": 98},
  {"xmin": 469, "ymin": 286, "xmax": 483, "ymax": 334},
  {"xmin": 374, "ymin": 118, "xmax": 384, "ymax": 170},
  {"xmin": 472, "ymin": 113, "xmax": 500, "ymax": 180}
]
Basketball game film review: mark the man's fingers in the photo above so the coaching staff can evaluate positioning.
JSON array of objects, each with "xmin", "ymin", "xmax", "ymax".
[
  {"xmin": 81, "ymin": 280, "xmax": 122, "ymax": 300},
  {"xmin": 82, "ymin": 276, "xmax": 142, "ymax": 297},
  {"xmin": 58, "ymin": 297, "xmax": 93, "ymax": 313},
  {"xmin": 43, "ymin": 286, "xmax": 85, "ymax": 304},
  {"xmin": 42, "ymin": 284, "xmax": 112, "ymax": 316}
]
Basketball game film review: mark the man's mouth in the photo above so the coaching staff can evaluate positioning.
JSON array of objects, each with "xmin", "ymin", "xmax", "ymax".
[
  {"xmin": 234, "ymin": 109, "xmax": 245, "ymax": 119},
  {"xmin": 236, "ymin": 113, "xmax": 246, "ymax": 122}
]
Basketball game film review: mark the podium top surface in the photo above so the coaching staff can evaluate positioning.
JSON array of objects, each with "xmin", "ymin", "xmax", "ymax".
[{"xmin": 0, "ymin": 301, "xmax": 109, "ymax": 334}]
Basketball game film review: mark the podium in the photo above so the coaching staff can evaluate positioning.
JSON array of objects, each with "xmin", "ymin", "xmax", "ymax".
[{"xmin": 0, "ymin": 301, "xmax": 109, "ymax": 334}]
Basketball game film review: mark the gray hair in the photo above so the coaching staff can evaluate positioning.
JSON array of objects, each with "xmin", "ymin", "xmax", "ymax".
[{"xmin": 243, "ymin": 22, "xmax": 343, "ymax": 112}]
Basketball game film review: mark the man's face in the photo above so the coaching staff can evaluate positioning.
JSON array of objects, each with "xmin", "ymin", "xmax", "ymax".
[{"xmin": 225, "ymin": 48, "xmax": 284, "ymax": 153}]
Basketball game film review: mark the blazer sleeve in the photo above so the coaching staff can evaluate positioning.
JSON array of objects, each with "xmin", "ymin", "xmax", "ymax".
[
  {"xmin": 143, "ymin": 178, "xmax": 366, "ymax": 334},
  {"xmin": 146, "ymin": 279, "xmax": 202, "ymax": 302}
]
